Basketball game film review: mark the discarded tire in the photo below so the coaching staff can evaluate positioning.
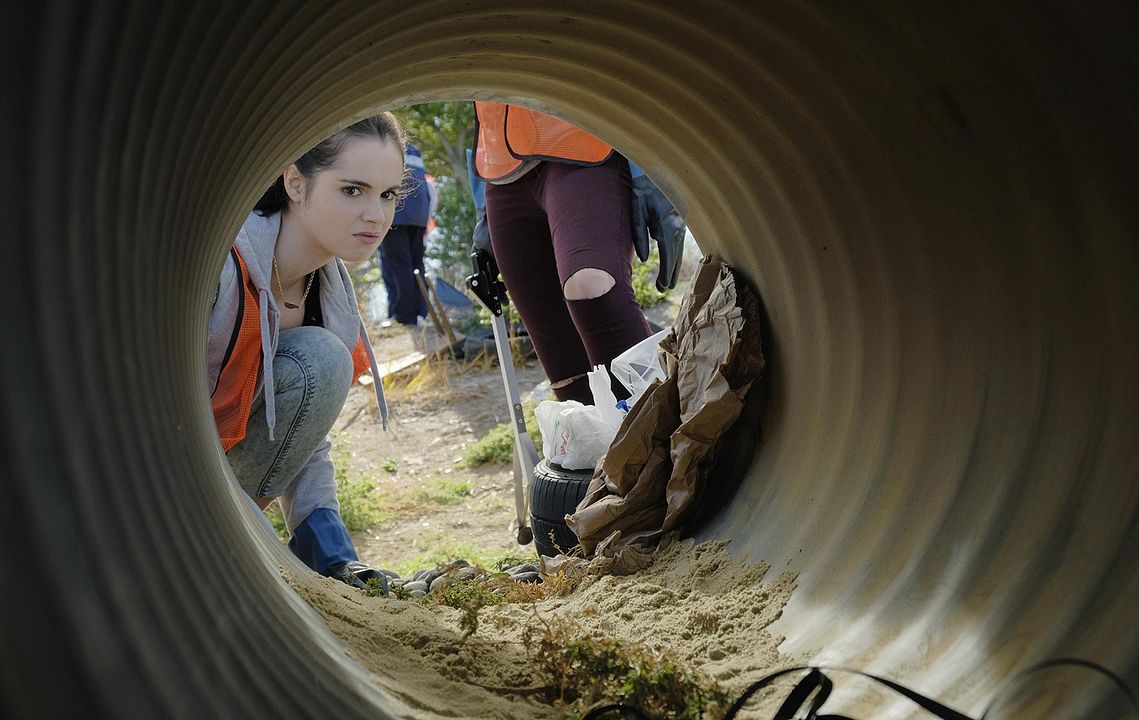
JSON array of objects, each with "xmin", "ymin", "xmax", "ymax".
[{"xmin": 529, "ymin": 459, "xmax": 593, "ymax": 557}]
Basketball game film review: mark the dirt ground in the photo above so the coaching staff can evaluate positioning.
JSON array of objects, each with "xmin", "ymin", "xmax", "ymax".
[
  {"xmin": 337, "ymin": 329, "xmax": 547, "ymax": 572},
  {"xmin": 289, "ymin": 257, "xmax": 803, "ymax": 718},
  {"xmin": 333, "ymin": 295, "xmax": 684, "ymax": 575}
]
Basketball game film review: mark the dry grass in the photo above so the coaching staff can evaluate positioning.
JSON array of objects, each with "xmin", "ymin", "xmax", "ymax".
[
  {"xmin": 381, "ymin": 351, "xmax": 454, "ymax": 402},
  {"xmin": 524, "ymin": 614, "xmax": 729, "ymax": 719},
  {"xmin": 502, "ymin": 570, "xmax": 584, "ymax": 603}
]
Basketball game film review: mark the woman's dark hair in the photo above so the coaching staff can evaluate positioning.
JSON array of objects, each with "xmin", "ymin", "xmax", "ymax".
[{"xmin": 254, "ymin": 111, "xmax": 406, "ymax": 216}]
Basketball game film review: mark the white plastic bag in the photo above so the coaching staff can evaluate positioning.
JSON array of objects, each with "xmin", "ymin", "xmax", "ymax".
[
  {"xmin": 610, "ymin": 329, "xmax": 668, "ymax": 407},
  {"xmin": 535, "ymin": 366, "xmax": 625, "ymax": 470}
]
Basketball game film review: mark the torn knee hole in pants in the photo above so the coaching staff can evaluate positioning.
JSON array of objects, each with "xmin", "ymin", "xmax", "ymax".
[
  {"xmin": 550, "ymin": 373, "xmax": 587, "ymax": 389},
  {"xmin": 563, "ymin": 268, "xmax": 616, "ymax": 300}
]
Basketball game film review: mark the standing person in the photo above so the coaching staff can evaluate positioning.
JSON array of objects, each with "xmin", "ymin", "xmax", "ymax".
[
  {"xmin": 471, "ymin": 102, "xmax": 685, "ymax": 404},
  {"xmin": 207, "ymin": 113, "xmax": 405, "ymax": 591},
  {"xmin": 378, "ymin": 142, "xmax": 431, "ymax": 326}
]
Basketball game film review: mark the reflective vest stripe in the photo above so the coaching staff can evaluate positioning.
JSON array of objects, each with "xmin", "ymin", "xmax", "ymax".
[
  {"xmin": 211, "ymin": 250, "xmax": 372, "ymax": 453},
  {"xmin": 473, "ymin": 101, "xmax": 613, "ymax": 182},
  {"xmin": 211, "ymin": 249, "xmax": 262, "ymax": 452}
]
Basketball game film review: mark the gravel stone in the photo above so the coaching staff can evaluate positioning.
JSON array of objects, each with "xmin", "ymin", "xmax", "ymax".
[
  {"xmin": 455, "ymin": 567, "xmax": 479, "ymax": 581},
  {"xmin": 429, "ymin": 574, "xmax": 452, "ymax": 593}
]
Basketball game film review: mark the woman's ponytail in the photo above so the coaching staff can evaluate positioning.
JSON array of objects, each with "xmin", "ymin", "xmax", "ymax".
[{"xmin": 253, "ymin": 175, "xmax": 289, "ymax": 216}]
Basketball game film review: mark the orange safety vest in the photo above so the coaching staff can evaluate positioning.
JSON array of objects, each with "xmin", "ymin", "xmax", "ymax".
[
  {"xmin": 211, "ymin": 248, "xmax": 369, "ymax": 452},
  {"xmin": 473, "ymin": 101, "xmax": 614, "ymax": 183}
]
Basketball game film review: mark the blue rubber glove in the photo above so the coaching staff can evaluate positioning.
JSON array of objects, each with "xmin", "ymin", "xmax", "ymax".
[{"xmin": 631, "ymin": 174, "xmax": 686, "ymax": 291}]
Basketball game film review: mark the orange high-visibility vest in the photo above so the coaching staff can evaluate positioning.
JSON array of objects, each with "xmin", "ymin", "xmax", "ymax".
[
  {"xmin": 473, "ymin": 101, "xmax": 614, "ymax": 183},
  {"xmin": 211, "ymin": 248, "xmax": 369, "ymax": 452}
]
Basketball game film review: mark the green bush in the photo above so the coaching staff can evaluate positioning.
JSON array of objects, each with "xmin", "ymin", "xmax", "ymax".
[
  {"xmin": 264, "ymin": 502, "xmax": 289, "ymax": 542},
  {"xmin": 632, "ymin": 250, "xmax": 669, "ymax": 308},
  {"xmin": 464, "ymin": 403, "xmax": 542, "ymax": 467},
  {"xmin": 531, "ymin": 618, "xmax": 729, "ymax": 719},
  {"xmin": 464, "ymin": 422, "xmax": 515, "ymax": 466},
  {"xmin": 334, "ymin": 450, "xmax": 385, "ymax": 532},
  {"xmin": 412, "ymin": 476, "xmax": 474, "ymax": 505}
]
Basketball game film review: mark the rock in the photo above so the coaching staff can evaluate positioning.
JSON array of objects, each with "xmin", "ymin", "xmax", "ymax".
[
  {"xmin": 429, "ymin": 574, "xmax": 452, "ymax": 593},
  {"xmin": 404, "ymin": 580, "xmax": 429, "ymax": 594},
  {"xmin": 421, "ymin": 569, "xmax": 443, "ymax": 587},
  {"xmin": 513, "ymin": 563, "xmax": 539, "ymax": 575},
  {"xmin": 455, "ymin": 566, "xmax": 479, "ymax": 581},
  {"xmin": 512, "ymin": 571, "xmax": 540, "ymax": 584},
  {"xmin": 410, "ymin": 589, "xmax": 427, "ymax": 599}
]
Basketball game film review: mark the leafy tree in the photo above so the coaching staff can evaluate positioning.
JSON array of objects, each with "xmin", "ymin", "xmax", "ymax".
[
  {"xmin": 428, "ymin": 175, "xmax": 477, "ymax": 286},
  {"xmin": 394, "ymin": 101, "xmax": 474, "ymax": 188}
]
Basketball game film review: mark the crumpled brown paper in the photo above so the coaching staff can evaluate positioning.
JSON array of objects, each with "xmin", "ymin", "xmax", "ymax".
[
  {"xmin": 538, "ymin": 531, "xmax": 656, "ymax": 578},
  {"xmin": 566, "ymin": 256, "xmax": 765, "ymax": 556}
]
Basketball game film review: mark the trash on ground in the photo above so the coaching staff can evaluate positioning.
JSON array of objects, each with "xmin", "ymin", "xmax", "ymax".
[
  {"xmin": 534, "ymin": 365, "xmax": 626, "ymax": 470},
  {"xmin": 567, "ymin": 255, "xmax": 766, "ymax": 556}
]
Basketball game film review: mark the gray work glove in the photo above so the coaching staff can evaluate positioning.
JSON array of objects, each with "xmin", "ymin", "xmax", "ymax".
[
  {"xmin": 631, "ymin": 174, "xmax": 686, "ymax": 291},
  {"xmin": 472, "ymin": 205, "xmax": 493, "ymax": 256},
  {"xmin": 330, "ymin": 561, "xmax": 390, "ymax": 595}
]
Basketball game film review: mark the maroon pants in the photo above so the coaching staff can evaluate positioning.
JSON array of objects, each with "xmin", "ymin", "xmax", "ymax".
[{"xmin": 486, "ymin": 155, "xmax": 651, "ymax": 403}]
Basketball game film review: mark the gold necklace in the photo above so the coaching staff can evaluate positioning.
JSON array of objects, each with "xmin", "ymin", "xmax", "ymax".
[{"xmin": 272, "ymin": 255, "xmax": 315, "ymax": 310}]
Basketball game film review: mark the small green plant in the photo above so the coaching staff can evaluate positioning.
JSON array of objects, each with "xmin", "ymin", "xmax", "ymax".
[
  {"xmin": 388, "ymin": 583, "xmax": 412, "ymax": 601},
  {"xmin": 493, "ymin": 554, "xmax": 536, "ymax": 572},
  {"xmin": 390, "ymin": 538, "xmax": 517, "ymax": 578},
  {"xmin": 362, "ymin": 577, "xmax": 387, "ymax": 597},
  {"xmin": 411, "ymin": 476, "xmax": 473, "ymax": 505},
  {"xmin": 432, "ymin": 578, "xmax": 506, "ymax": 639},
  {"xmin": 336, "ymin": 470, "xmax": 383, "ymax": 532},
  {"xmin": 461, "ymin": 302, "xmax": 522, "ymax": 336},
  {"xmin": 464, "ymin": 422, "xmax": 514, "ymax": 465},
  {"xmin": 464, "ymin": 402, "xmax": 542, "ymax": 467},
  {"xmin": 632, "ymin": 249, "xmax": 670, "ymax": 308},
  {"xmin": 529, "ymin": 617, "xmax": 728, "ymax": 719},
  {"xmin": 263, "ymin": 501, "xmax": 289, "ymax": 542},
  {"xmin": 332, "ymin": 444, "xmax": 387, "ymax": 532},
  {"xmin": 382, "ymin": 458, "xmax": 399, "ymax": 473}
]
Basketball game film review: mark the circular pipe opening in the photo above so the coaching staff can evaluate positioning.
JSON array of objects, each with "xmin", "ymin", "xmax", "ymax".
[{"xmin": 3, "ymin": 3, "xmax": 1138, "ymax": 717}]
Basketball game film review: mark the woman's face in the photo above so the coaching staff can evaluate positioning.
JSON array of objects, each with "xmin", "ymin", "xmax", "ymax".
[{"xmin": 285, "ymin": 136, "xmax": 405, "ymax": 263}]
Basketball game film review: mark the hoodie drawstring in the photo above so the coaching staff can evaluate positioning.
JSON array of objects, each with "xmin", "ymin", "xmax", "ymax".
[
  {"xmin": 258, "ymin": 288, "xmax": 277, "ymax": 440},
  {"xmin": 358, "ymin": 320, "xmax": 388, "ymax": 430}
]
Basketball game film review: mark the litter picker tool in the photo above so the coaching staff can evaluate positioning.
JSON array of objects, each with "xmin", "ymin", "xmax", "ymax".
[{"xmin": 466, "ymin": 250, "xmax": 537, "ymax": 545}]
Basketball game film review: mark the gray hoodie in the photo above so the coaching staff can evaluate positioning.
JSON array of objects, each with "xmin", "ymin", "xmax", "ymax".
[
  {"xmin": 208, "ymin": 210, "xmax": 387, "ymax": 427},
  {"xmin": 207, "ymin": 211, "xmax": 387, "ymax": 529}
]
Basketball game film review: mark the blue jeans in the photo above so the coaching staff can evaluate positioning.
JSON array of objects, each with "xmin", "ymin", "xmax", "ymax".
[
  {"xmin": 226, "ymin": 326, "xmax": 358, "ymax": 574},
  {"xmin": 227, "ymin": 326, "xmax": 351, "ymax": 498},
  {"xmin": 379, "ymin": 224, "xmax": 428, "ymax": 325}
]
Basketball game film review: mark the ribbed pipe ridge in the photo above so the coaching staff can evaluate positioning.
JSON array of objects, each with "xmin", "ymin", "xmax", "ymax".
[{"xmin": 1, "ymin": 2, "xmax": 1137, "ymax": 717}]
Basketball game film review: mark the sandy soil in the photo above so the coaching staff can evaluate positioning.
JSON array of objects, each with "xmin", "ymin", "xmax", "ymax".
[
  {"xmin": 290, "ymin": 538, "xmax": 799, "ymax": 719},
  {"xmin": 296, "ymin": 259, "xmax": 801, "ymax": 717}
]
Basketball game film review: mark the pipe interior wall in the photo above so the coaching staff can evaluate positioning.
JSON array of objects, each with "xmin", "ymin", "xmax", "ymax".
[{"xmin": 1, "ymin": 1, "xmax": 1137, "ymax": 717}]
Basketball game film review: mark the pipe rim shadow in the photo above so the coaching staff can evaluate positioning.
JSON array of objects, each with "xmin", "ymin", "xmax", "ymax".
[{"xmin": 3, "ymin": 2, "xmax": 1139, "ymax": 718}]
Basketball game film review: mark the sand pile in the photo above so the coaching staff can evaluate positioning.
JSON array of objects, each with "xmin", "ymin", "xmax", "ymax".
[{"xmin": 289, "ymin": 539, "xmax": 798, "ymax": 719}]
